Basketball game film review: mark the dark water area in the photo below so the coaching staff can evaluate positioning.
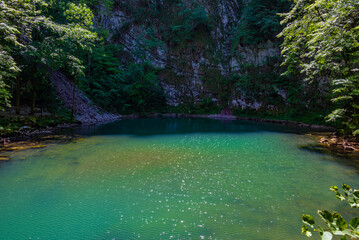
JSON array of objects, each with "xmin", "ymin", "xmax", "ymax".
[{"xmin": 70, "ymin": 118, "xmax": 313, "ymax": 136}]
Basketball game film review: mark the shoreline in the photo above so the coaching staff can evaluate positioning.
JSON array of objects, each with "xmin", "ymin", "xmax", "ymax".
[
  {"xmin": 0, "ymin": 123, "xmax": 81, "ymax": 143},
  {"xmin": 0, "ymin": 113, "xmax": 336, "ymax": 142},
  {"xmin": 2, "ymin": 113, "xmax": 356, "ymax": 157},
  {"xmin": 116, "ymin": 113, "xmax": 336, "ymax": 131}
]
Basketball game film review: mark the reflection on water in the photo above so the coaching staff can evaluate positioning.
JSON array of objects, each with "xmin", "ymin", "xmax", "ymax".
[
  {"xmin": 298, "ymin": 143, "xmax": 359, "ymax": 170},
  {"xmin": 69, "ymin": 118, "xmax": 311, "ymax": 136},
  {"xmin": 0, "ymin": 118, "xmax": 358, "ymax": 239}
]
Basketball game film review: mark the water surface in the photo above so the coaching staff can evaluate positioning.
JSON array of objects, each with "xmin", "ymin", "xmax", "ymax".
[{"xmin": 0, "ymin": 118, "xmax": 358, "ymax": 239}]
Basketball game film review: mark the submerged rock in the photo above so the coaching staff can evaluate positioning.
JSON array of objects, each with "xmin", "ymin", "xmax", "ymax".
[
  {"xmin": 0, "ymin": 156, "xmax": 9, "ymax": 161},
  {"xmin": 0, "ymin": 141, "xmax": 47, "ymax": 152}
]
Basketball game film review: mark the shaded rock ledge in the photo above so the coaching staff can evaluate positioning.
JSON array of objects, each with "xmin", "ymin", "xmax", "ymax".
[{"xmin": 319, "ymin": 134, "xmax": 359, "ymax": 153}]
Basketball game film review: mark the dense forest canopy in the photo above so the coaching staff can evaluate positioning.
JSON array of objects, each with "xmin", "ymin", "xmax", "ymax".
[
  {"xmin": 0, "ymin": 0, "xmax": 358, "ymax": 134},
  {"xmin": 279, "ymin": 0, "xmax": 359, "ymax": 135},
  {"xmin": 0, "ymin": 0, "xmax": 98, "ymax": 114}
]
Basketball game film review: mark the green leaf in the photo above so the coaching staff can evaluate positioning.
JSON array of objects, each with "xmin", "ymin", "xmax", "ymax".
[
  {"xmin": 318, "ymin": 210, "xmax": 333, "ymax": 224},
  {"xmin": 303, "ymin": 214, "xmax": 315, "ymax": 228},
  {"xmin": 349, "ymin": 217, "xmax": 359, "ymax": 230},
  {"xmin": 342, "ymin": 184, "xmax": 351, "ymax": 191},
  {"xmin": 348, "ymin": 198, "xmax": 359, "ymax": 208},
  {"xmin": 340, "ymin": 236, "xmax": 346, "ymax": 240},
  {"xmin": 353, "ymin": 129, "xmax": 359, "ymax": 136},
  {"xmin": 302, "ymin": 225, "xmax": 312, "ymax": 237},
  {"xmin": 336, "ymin": 192, "xmax": 345, "ymax": 201},
  {"xmin": 332, "ymin": 213, "xmax": 347, "ymax": 231}
]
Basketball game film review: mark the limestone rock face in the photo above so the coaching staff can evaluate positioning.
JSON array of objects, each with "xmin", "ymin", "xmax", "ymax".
[{"xmin": 94, "ymin": 0, "xmax": 282, "ymax": 108}]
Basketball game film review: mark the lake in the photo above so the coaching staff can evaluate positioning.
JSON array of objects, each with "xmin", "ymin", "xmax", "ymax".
[{"xmin": 0, "ymin": 118, "xmax": 358, "ymax": 239}]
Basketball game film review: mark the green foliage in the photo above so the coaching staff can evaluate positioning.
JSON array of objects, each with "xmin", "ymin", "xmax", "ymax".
[
  {"xmin": 0, "ymin": 0, "xmax": 99, "ymax": 114},
  {"xmin": 0, "ymin": 0, "xmax": 22, "ymax": 110},
  {"xmin": 302, "ymin": 184, "xmax": 359, "ymax": 240},
  {"xmin": 168, "ymin": 3, "xmax": 212, "ymax": 44},
  {"xmin": 235, "ymin": 57, "xmax": 330, "ymax": 112},
  {"xmin": 122, "ymin": 62, "xmax": 165, "ymax": 113},
  {"xmin": 123, "ymin": 0, "xmax": 212, "ymax": 47},
  {"xmin": 0, "ymin": 50, "xmax": 17, "ymax": 111},
  {"xmin": 232, "ymin": 0, "xmax": 291, "ymax": 47},
  {"xmin": 230, "ymin": 57, "xmax": 331, "ymax": 125},
  {"xmin": 82, "ymin": 45, "xmax": 166, "ymax": 113},
  {"xmin": 279, "ymin": 0, "xmax": 359, "ymax": 135},
  {"xmin": 77, "ymin": 0, "xmax": 114, "ymax": 11},
  {"xmin": 201, "ymin": 67, "xmax": 235, "ymax": 107},
  {"xmin": 0, "ymin": 0, "xmax": 347, "ymax": 124},
  {"xmin": 64, "ymin": 3, "xmax": 94, "ymax": 27},
  {"xmin": 235, "ymin": 61, "xmax": 286, "ymax": 107},
  {"xmin": 132, "ymin": 26, "xmax": 165, "ymax": 59},
  {"xmin": 199, "ymin": 54, "xmax": 331, "ymax": 124},
  {"xmin": 170, "ymin": 98, "xmax": 220, "ymax": 115}
]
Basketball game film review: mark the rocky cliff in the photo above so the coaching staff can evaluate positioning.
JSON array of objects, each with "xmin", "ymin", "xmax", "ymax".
[{"xmin": 92, "ymin": 0, "xmax": 292, "ymax": 110}]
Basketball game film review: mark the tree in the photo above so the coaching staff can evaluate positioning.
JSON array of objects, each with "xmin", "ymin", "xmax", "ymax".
[
  {"xmin": 0, "ymin": 50, "xmax": 18, "ymax": 111},
  {"xmin": 279, "ymin": 0, "xmax": 359, "ymax": 135},
  {"xmin": 0, "ymin": 0, "xmax": 98, "ymax": 114},
  {"xmin": 0, "ymin": 0, "xmax": 23, "ymax": 111}
]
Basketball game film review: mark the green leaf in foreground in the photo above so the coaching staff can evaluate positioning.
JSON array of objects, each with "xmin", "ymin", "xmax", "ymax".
[
  {"xmin": 300, "ymin": 184, "xmax": 359, "ymax": 239},
  {"xmin": 349, "ymin": 217, "xmax": 359, "ymax": 231},
  {"xmin": 302, "ymin": 225, "xmax": 312, "ymax": 237},
  {"xmin": 303, "ymin": 214, "xmax": 315, "ymax": 228},
  {"xmin": 321, "ymin": 232, "xmax": 332, "ymax": 240}
]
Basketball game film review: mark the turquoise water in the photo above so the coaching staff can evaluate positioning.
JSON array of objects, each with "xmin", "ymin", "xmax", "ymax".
[{"xmin": 0, "ymin": 118, "xmax": 358, "ymax": 239}]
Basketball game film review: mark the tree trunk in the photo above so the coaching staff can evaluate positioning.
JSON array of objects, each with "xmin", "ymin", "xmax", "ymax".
[
  {"xmin": 71, "ymin": 80, "xmax": 76, "ymax": 121},
  {"xmin": 15, "ymin": 77, "xmax": 20, "ymax": 115},
  {"xmin": 31, "ymin": 78, "xmax": 37, "ymax": 115},
  {"xmin": 31, "ymin": 63, "xmax": 40, "ymax": 115},
  {"xmin": 88, "ymin": 53, "xmax": 91, "ymax": 78}
]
